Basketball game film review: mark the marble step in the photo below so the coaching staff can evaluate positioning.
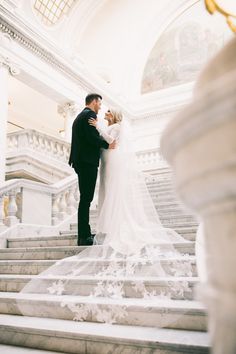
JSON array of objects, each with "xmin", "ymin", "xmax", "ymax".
[
  {"xmin": 7, "ymin": 233, "xmax": 195, "ymax": 249},
  {"xmin": 145, "ymin": 174, "xmax": 172, "ymax": 180},
  {"xmin": 0, "ymin": 275, "xmax": 198, "ymax": 300},
  {"xmin": 60, "ymin": 228, "xmax": 197, "ymax": 241},
  {"xmin": 161, "ymin": 219, "xmax": 198, "ymax": 228},
  {"xmin": 147, "ymin": 179, "xmax": 173, "ymax": 185},
  {"xmin": 0, "ymin": 259, "xmax": 55, "ymax": 274},
  {"xmin": 146, "ymin": 177, "xmax": 172, "ymax": 183},
  {"xmin": 0, "ymin": 345, "xmax": 63, "ymax": 353},
  {"xmin": 0, "ymin": 242, "xmax": 196, "ymax": 260},
  {"xmin": 174, "ymin": 227, "xmax": 197, "ymax": 242},
  {"xmin": 148, "ymin": 185, "xmax": 176, "ymax": 196},
  {"xmin": 0, "ymin": 314, "xmax": 210, "ymax": 353},
  {"xmin": 0, "ymin": 246, "xmax": 85, "ymax": 260},
  {"xmin": 147, "ymin": 183, "xmax": 174, "ymax": 189},
  {"xmin": 157, "ymin": 210, "xmax": 196, "ymax": 219},
  {"xmin": 155, "ymin": 200, "xmax": 187, "ymax": 210},
  {"xmin": 148, "ymin": 185, "xmax": 175, "ymax": 192},
  {"xmin": 154, "ymin": 202, "xmax": 187, "ymax": 209},
  {"xmin": 7, "ymin": 235, "xmax": 77, "ymax": 248},
  {"xmin": 71, "ymin": 221, "xmax": 198, "ymax": 233},
  {"xmin": 147, "ymin": 183, "xmax": 173, "ymax": 190},
  {"xmin": 0, "ymin": 293, "xmax": 207, "ymax": 331},
  {"xmin": 148, "ymin": 169, "xmax": 172, "ymax": 177},
  {"xmin": 0, "ymin": 256, "xmax": 197, "ymax": 276},
  {"xmin": 148, "ymin": 187, "xmax": 175, "ymax": 195},
  {"xmin": 152, "ymin": 201, "xmax": 193, "ymax": 213},
  {"xmin": 153, "ymin": 211, "xmax": 196, "ymax": 225},
  {"xmin": 153, "ymin": 195, "xmax": 178, "ymax": 203},
  {"xmin": 64, "ymin": 226, "xmax": 197, "ymax": 241},
  {"xmin": 156, "ymin": 208, "xmax": 190, "ymax": 216}
]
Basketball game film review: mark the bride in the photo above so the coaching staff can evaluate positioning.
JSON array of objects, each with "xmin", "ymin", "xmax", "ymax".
[
  {"xmin": 18, "ymin": 108, "xmax": 192, "ymax": 325},
  {"xmin": 88, "ymin": 108, "xmax": 184, "ymax": 254}
]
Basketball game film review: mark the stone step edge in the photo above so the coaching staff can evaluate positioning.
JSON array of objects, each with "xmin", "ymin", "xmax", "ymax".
[
  {"xmin": 2, "ymin": 242, "xmax": 194, "ymax": 252},
  {"xmin": 7, "ymin": 235, "xmax": 76, "ymax": 242},
  {"xmin": 7, "ymin": 234, "xmax": 195, "ymax": 243},
  {"xmin": 0, "ymin": 274, "xmax": 198, "ymax": 282},
  {"xmin": 0, "ymin": 246, "xmax": 87, "ymax": 253},
  {"xmin": 0, "ymin": 314, "xmax": 210, "ymax": 351},
  {"xmin": 0, "ymin": 255, "xmax": 196, "ymax": 264},
  {"xmin": 0, "ymin": 292, "xmax": 206, "ymax": 313}
]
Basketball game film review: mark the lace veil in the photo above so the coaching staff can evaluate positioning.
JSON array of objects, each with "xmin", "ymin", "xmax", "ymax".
[{"xmin": 17, "ymin": 117, "xmax": 193, "ymax": 326}]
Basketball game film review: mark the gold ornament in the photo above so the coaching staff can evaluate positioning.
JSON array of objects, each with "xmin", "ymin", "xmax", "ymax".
[{"xmin": 205, "ymin": 0, "xmax": 236, "ymax": 33}]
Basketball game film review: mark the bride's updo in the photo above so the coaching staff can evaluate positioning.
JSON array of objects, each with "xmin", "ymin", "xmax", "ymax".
[{"xmin": 109, "ymin": 108, "xmax": 123, "ymax": 124}]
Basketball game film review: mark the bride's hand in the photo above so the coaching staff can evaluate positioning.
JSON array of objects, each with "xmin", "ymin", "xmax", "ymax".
[{"xmin": 88, "ymin": 118, "xmax": 97, "ymax": 128}]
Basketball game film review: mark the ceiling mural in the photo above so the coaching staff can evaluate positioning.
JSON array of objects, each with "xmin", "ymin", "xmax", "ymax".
[{"xmin": 141, "ymin": 1, "xmax": 233, "ymax": 94}]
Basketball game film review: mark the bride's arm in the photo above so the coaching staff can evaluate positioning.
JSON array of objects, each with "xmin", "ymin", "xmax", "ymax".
[{"xmin": 88, "ymin": 119, "xmax": 120, "ymax": 144}]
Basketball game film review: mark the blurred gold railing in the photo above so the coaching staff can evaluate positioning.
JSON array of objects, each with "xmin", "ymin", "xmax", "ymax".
[{"xmin": 205, "ymin": 0, "xmax": 236, "ymax": 32}]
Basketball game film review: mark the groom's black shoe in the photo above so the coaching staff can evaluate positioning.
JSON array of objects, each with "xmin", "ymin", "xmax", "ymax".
[{"xmin": 77, "ymin": 236, "xmax": 94, "ymax": 246}]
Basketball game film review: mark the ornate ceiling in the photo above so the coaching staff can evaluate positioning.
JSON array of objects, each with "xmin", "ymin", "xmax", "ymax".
[{"xmin": 0, "ymin": 0, "xmax": 233, "ymax": 115}]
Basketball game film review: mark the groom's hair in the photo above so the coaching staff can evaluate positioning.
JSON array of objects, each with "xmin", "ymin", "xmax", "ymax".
[{"xmin": 85, "ymin": 93, "xmax": 102, "ymax": 105}]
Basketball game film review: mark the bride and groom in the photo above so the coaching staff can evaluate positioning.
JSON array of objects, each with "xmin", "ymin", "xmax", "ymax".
[
  {"xmin": 69, "ymin": 93, "xmax": 183, "ymax": 253},
  {"xmin": 69, "ymin": 93, "xmax": 117, "ymax": 246},
  {"xmin": 19, "ymin": 94, "xmax": 193, "ymax": 322}
]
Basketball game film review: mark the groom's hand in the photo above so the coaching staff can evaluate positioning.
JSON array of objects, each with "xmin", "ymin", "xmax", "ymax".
[{"xmin": 109, "ymin": 141, "xmax": 116, "ymax": 149}]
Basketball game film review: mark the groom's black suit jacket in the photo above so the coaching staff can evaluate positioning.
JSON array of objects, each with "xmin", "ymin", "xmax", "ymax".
[{"xmin": 68, "ymin": 107, "xmax": 109, "ymax": 168}]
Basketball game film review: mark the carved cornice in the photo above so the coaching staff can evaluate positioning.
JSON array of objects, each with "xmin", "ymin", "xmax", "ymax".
[
  {"xmin": 0, "ymin": 16, "xmax": 94, "ymax": 92},
  {"xmin": 0, "ymin": 13, "xmax": 189, "ymax": 121}
]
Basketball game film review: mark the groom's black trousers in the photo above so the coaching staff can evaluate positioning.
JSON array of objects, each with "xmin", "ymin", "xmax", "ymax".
[{"xmin": 74, "ymin": 163, "xmax": 98, "ymax": 242}]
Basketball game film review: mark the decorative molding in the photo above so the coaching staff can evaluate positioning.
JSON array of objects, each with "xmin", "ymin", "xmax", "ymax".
[
  {"xmin": 0, "ymin": 14, "xmax": 128, "ymax": 117},
  {"xmin": 0, "ymin": 9, "xmax": 189, "ymax": 120},
  {"xmin": 0, "ymin": 53, "xmax": 20, "ymax": 75},
  {"xmin": 0, "ymin": 30, "xmax": 11, "ymax": 46},
  {"xmin": 1, "ymin": 0, "xmax": 19, "ymax": 11},
  {"xmin": 0, "ymin": 16, "xmax": 94, "ymax": 92}
]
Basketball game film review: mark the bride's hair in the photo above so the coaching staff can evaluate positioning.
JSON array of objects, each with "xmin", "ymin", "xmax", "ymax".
[{"xmin": 109, "ymin": 108, "xmax": 123, "ymax": 124}]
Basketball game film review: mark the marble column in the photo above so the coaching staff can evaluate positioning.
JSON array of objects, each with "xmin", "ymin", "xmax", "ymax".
[
  {"xmin": 161, "ymin": 37, "xmax": 236, "ymax": 354},
  {"xmin": 0, "ymin": 54, "xmax": 20, "ymax": 184},
  {"xmin": 58, "ymin": 102, "xmax": 79, "ymax": 142},
  {"xmin": 0, "ymin": 58, "xmax": 9, "ymax": 183}
]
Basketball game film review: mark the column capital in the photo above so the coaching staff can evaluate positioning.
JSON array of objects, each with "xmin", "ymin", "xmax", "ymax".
[
  {"xmin": 57, "ymin": 102, "xmax": 79, "ymax": 117},
  {"xmin": 0, "ymin": 54, "xmax": 20, "ymax": 76}
]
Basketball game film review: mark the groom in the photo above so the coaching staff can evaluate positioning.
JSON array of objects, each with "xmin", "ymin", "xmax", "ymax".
[{"xmin": 69, "ymin": 93, "xmax": 115, "ymax": 246}]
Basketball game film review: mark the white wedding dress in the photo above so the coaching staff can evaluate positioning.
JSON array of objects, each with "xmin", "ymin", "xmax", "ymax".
[
  {"xmin": 94, "ymin": 121, "xmax": 184, "ymax": 254},
  {"xmin": 18, "ymin": 119, "xmax": 193, "ymax": 325}
]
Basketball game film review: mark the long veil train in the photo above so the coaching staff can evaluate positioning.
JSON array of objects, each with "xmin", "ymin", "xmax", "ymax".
[{"xmin": 17, "ymin": 118, "xmax": 193, "ymax": 326}]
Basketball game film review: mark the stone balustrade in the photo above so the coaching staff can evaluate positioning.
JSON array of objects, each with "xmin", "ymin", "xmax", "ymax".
[
  {"xmin": 0, "ymin": 175, "xmax": 78, "ymax": 231},
  {"xmin": 2, "ymin": 129, "xmax": 165, "ymax": 233},
  {"xmin": 7, "ymin": 129, "xmax": 166, "ymax": 171},
  {"xmin": 51, "ymin": 177, "xmax": 79, "ymax": 226},
  {"xmin": 7, "ymin": 129, "xmax": 70, "ymax": 164},
  {"xmin": 136, "ymin": 148, "xmax": 168, "ymax": 170},
  {"xmin": 0, "ymin": 182, "xmax": 20, "ymax": 232}
]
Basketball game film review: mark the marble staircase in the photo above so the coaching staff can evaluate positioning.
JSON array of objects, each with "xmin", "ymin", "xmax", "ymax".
[{"xmin": 0, "ymin": 169, "xmax": 209, "ymax": 353}]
